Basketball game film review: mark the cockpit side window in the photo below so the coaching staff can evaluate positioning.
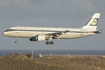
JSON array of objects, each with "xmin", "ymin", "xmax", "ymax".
[{"xmin": 4, "ymin": 29, "xmax": 15, "ymax": 32}]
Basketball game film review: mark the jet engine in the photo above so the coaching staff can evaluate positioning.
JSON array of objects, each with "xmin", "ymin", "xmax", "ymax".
[{"xmin": 30, "ymin": 35, "xmax": 45, "ymax": 41}]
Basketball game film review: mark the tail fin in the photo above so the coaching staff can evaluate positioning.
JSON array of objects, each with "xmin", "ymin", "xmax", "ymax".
[{"xmin": 81, "ymin": 13, "xmax": 100, "ymax": 30}]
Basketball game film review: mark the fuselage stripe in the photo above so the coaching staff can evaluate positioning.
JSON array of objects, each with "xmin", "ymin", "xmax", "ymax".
[{"xmin": 5, "ymin": 30, "xmax": 88, "ymax": 33}]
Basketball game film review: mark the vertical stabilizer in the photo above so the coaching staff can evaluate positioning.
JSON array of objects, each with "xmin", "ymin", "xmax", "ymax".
[{"xmin": 81, "ymin": 13, "xmax": 100, "ymax": 30}]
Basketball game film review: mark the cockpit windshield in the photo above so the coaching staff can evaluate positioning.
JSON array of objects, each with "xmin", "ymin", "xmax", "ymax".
[{"xmin": 4, "ymin": 29, "xmax": 15, "ymax": 32}]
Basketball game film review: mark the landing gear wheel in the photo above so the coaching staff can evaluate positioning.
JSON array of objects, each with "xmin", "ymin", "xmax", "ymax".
[
  {"xmin": 50, "ymin": 41, "xmax": 54, "ymax": 45},
  {"xmin": 15, "ymin": 41, "xmax": 18, "ymax": 44},
  {"xmin": 46, "ymin": 41, "xmax": 49, "ymax": 45}
]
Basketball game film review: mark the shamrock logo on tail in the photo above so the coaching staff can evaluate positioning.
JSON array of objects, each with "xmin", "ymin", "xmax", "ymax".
[{"xmin": 91, "ymin": 19, "xmax": 97, "ymax": 26}]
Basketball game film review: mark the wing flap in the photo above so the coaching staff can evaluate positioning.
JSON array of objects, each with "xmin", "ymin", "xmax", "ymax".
[{"xmin": 46, "ymin": 30, "xmax": 70, "ymax": 36}]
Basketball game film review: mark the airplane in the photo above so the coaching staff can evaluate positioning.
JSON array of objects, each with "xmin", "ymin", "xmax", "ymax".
[{"xmin": 3, "ymin": 13, "xmax": 102, "ymax": 45}]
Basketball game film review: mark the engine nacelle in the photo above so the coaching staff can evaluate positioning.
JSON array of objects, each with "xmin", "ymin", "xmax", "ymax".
[{"xmin": 30, "ymin": 35, "xmax": 45, "ymax": 41}]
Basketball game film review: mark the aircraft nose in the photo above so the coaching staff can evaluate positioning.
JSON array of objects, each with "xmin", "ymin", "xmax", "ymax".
[
  {"xmin": 3, "ymin": 32, "xmax": 5, "ymax": 35},
  {"xmin": 3, "ymin": 32, "xmax": 8, "ymax": 36}
]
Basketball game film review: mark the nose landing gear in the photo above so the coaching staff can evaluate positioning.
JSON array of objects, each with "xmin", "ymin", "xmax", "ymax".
[
  {"xmin": 15, "ymin": 37, "xmax": 18, "ymax": 44},
  {"xmin": 15, "ymin": 41, "xmax": 18, "ymax": 44}
]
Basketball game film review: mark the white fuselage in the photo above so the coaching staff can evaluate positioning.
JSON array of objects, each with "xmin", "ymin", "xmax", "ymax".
[
  {"xmin": 3, "ymin": 13, "xmax": 102, "ymax": 44},
  {"xmin": 3, "ymin": 27, "xmax": 96, "ymax": 39}
]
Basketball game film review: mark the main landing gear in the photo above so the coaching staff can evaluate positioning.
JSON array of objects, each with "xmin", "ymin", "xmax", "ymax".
[
  {"xmin": 46, "ymin": 38, "xmax": 54, "ymax": 45},
  {"xmin": 46, "ymin": 36, "xmax": 54, "ymax": 45},
  {"xmin": 46, "ymin": 41, "xmax": 54, "ymax": 45}
]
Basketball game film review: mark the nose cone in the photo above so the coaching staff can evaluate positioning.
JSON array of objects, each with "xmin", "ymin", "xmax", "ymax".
[
  {"xmin": 3, "ymin": 32, "xmax": 6, "ymax": 35},
  {"xmin": 3, "ymin": 32, "xmax": 8, "ymax": 36}
]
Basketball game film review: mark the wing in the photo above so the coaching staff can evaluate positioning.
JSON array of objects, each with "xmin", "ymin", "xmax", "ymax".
[{"xmin": 46, "ymin": 30, "xmax": 70, "ymax": 36}]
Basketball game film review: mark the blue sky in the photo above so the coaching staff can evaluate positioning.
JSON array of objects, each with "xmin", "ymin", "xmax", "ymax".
[{"xmin": 0, "ymin": 0, "xmax": 104, "ymax": 50}]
